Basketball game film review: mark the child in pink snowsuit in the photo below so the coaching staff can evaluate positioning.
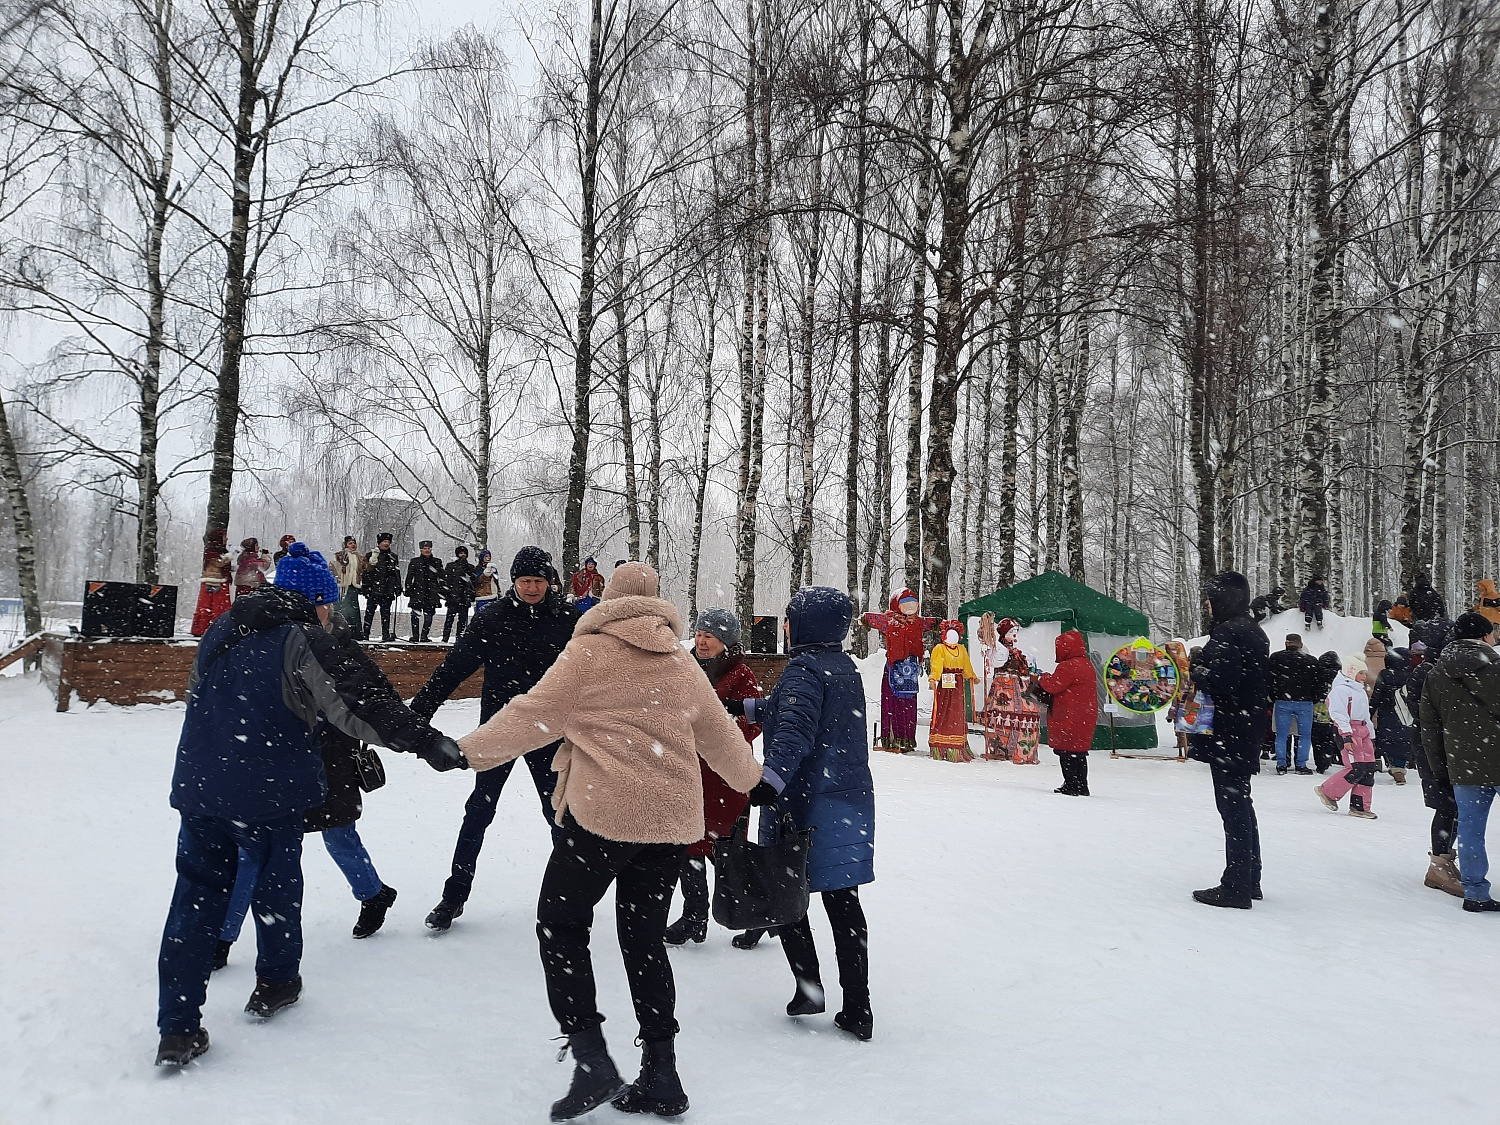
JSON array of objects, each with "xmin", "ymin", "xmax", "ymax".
[{"xmin": 1316, "ymin": 661, "xmax": 1378, "ymax": 819}]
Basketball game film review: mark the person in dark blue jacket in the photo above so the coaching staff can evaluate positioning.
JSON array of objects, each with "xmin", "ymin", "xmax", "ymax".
[
  {"xmin": 1189, "ymin": 571, "xmax": 1272, "ymax": 909},
  {"xmin": 155, "ymin": 545, "xmax": 464, "ymax": 1067},
  {"xmin": 736, "ymin": 585, "xmax": 875, "ymax": 1041},
  {"xmin": 409, "ymin": 545, "xmax": 580, "ymax": 932}
]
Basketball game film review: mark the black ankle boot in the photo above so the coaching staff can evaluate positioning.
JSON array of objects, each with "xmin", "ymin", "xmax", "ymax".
[
  {"xmin": 732, "ymin": 929, "xmax": 766, "ymax": 950},
  {"xmin": 663, "ymin": 915, "xmax": 707, "ymax": 946},
  {"xmin": 244, "ymin": 975, "xmax": 302, "ymax": 1017},
  {"xmin": 834, "ymin": 1007, "xmax": 874, "ymax": 1041},
  {"xmin": 550, "ymin": 1027, "xmax": 627, "ymax": 1122},
  {"xmin": 212, "ymin": 939, "xmax": 232, "ymax": 971},
  {"xmin": 786, "ymin": 977, "xmax": 826, "ymax": 1016},
  {"xmin": 613, "ymin": 1037, "xmax": 689, "ymax": 1117},
  {"xmin": 353, "ymin": 884, "xmax": 397, "ymax": 939}
]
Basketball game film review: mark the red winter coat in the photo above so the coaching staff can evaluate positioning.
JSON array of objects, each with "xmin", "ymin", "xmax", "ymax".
[
  {"xmin": 1038, "ymin": 630, "xmax": 1099, "ymax": 753},
  {"xmin": 862, "ymin": 591, "xmax": 937, "ymax": 664},
  {"xmin": 693, "ymin": 655, "xmax": 763, "ymax": 857}
]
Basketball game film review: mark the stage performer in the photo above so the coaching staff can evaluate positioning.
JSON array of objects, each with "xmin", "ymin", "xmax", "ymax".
[
  {"xmin": 861, "ymin": 589, "xmax": 936, "ymax": 752},
  {"xmin": 928, "ymin": 621, "xmax": 977, "ymax": 762},
  {"xmin": 191, "ymin": 529, "xmax": 234, "ymax": 637},
  {"xmin": 983, "ymin": 617, "xmax": 1040, "ymax": 763},
  {"xmin": 233, "ymin": 538, "xmax": 271, "ymax": 599}
]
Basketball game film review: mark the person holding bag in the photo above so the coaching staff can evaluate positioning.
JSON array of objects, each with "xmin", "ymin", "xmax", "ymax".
[
  {"xmin": 732, "ymin": 586, "xmax": 876, "ymax": 1041},
  {"xmin": 458, "ymin": 564, "xmax": 762, "ymax": 1122}
]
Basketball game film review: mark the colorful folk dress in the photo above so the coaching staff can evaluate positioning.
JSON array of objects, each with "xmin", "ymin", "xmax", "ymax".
[
  {"xmin": 191, "ymin": 536, "xmax": 233, "ymax": 638},
  {"xmin": 928, "ymin": 641, "xmax": 977, "ymax": 762},
  {"xmin": 984, "ymin": 642, "xmax": 1040, "ymax": 763},
  {"xmin": 863, "ymin": 592, "xmax": 936, "ymax": 753}
]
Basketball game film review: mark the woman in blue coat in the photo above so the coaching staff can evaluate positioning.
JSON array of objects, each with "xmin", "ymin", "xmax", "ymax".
[{"xmin": 737, "ymin": 585, "xmax": 875, "ymax": 1041}]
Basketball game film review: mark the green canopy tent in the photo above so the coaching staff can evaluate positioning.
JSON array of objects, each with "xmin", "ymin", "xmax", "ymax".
[{"xmin": 959, "ymin": 570, "xmax": 1157, "ymax": 751}]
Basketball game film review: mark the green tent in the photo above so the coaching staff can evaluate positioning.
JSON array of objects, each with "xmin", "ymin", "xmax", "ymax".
[
  {"xmin": 958, "ymin": 570, "xmax": 1148, "ymax": 635},
  {"xmin": 959, "ymin": 571, "xmax": 1156, "ymax": 751}
]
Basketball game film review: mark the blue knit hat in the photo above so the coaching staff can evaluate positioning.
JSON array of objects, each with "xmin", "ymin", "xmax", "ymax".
[{"xmin": 274, "ymin": 541, "xmax": 340, "ymax": 605}]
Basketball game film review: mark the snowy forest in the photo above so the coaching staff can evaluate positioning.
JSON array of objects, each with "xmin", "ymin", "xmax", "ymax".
[{"xmin": 0, "ymin": 0, "xmax": 1496, "ymax": 638}]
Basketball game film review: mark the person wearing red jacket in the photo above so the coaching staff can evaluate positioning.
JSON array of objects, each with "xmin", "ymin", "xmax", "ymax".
[
  {"xmin": 1038, "ymin": 630, "xmax": 1101, "ymax": 796},
  {"xmin": 663, "ymin": 608, "xmax": 764, "ymax": 946},
  {"xmin": 862, "ymin": 589, "xmax": 937, "ymax": 752}
]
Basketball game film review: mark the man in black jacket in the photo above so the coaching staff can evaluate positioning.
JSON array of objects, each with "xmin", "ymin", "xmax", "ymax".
[
  {"xmin": 362, "ymin": 533, "xmax": 402, "ymax": 642},
  {"xmin": 411, "ymin": 545, "xmax": 581, "ymax": 932},
  {"xmin": 1409, "ymin": 572, "xmax": 1447, "ymax": 622},
  {"xmin": 1268, "ymin": 633, "xmax": 1322, "ymax": 775},
  {"xmin": 440, "ymin": 545, "xmax": 478, "ymax": 643},
  {"xmin": 405, "ymin": 540, "xmax": 445, "ymax": 642},
  {"xmin": 1189, "ymin": 572, "xmax": 1272, "ymax": 909}
]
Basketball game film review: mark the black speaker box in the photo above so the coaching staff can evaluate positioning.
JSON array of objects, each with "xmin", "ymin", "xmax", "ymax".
[
  {"xmin": 82, "ymin": 581, "xmax": 178, "ymax": 638},
  {"xmin": 750, "ymin": 615, "xmax": 780, "ymax": 654}
]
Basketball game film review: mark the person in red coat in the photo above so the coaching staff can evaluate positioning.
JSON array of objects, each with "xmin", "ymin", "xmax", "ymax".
[
  {"xmin": 663, "ymin": 608, "xmax": 764, "ymax": 946},
  {"xmin": 1038, "ymin": 630, "xmax": 1101, "ymax": 796}
]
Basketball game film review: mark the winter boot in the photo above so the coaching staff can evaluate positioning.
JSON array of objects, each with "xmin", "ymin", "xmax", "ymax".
[
  {"xmin": 212, "ymin": 939, "xmax": 232, "ymax": 972},
  {"xmin": 1315, "ymin": 784, "xmax": 1339, "ymax": 812},
  {"xmin": 1462, "ymin": 898, "xmax": 1500, "ymax": 912},
  {"xmin": 834, "ymin": 1008, "xmax": 874, "ymax": 1041},
  {"xmin": 662, "ymin": 915, "xmax": 707, "ymax": 946},
  {"xmin": 1425, "ymin": 852, "xmax": 1464, "ymax": 897},
  {"xmin": 612, "ymin": 1037, "xmax": 690, "ymax": 1117},
  {"xmin": 154, "ymin": 1028, "xmax": 210, "ymax": 1067},
  {"xmin": 1349, "ymin": 795, "xmax": 1377, "ymax": 820},
  {"xmin": 732, "ymin": 929, "xmax": 766, "ymax": 950},
  {"xmin": 549, "ymin": 1026, "xmax": 627, "ymax": 1122},
  {"xmin": 1391, "ymin": 767, "xmax": 1408, "ymax": 785},
  {"xmin": 1192, "ymin": 885, "xmax": 1252, "ymax": 909},
  {"xmin": 244, "ymin": 976, "xmax": 302, "ymax": 1018},
  {"xmin": 352, "ymin": 884, "xmax": 397, "ymax": 939},
  {"xmin": 786, "ymin": 977, "xmax": 826, "ymax": 1017},
  {"xmin": 425, "ymin": 899, "xmax": 464, "ymax": 933}
]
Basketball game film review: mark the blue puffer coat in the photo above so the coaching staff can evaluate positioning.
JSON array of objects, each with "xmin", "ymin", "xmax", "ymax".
[{"xmin": 758, "ymin": 586, "xmax": 875, "ymax": 892}]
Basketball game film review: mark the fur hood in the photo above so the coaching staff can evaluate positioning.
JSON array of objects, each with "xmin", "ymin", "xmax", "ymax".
[{"xmin": 575, "ymin": 594, "xmax": 683, "ymax": 653}]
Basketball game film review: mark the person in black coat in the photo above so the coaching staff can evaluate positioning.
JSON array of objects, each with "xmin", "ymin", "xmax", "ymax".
[
  {"xmin": 409, "ymin": 545, "xmax": 581, "ymax": 932},
  {"xmin": 362, "ymin": 533, "xmax": 403, "ymax": 642},
  {"xmin": 405, "ymin": 540, "xmax": 445, "ymax": 642},
  {"xmin": 1268, "ymin": 633, "xmax": 1322, "ymax": 774},
  {"xmin": 440, "ymin": 545, "xmax": 478, "ymax": 643},
  {"xmin": 1299, "ymin": 577, "xmax": 1331, "ymax": 629},
  {"xmin": 1407, "ymin": 624, "xmax": 1463, "ymax": 895},
  {"xmin": 1310, "ymin": 651, "xmax": 1342, "ymax": 772},
  {"xmin": 1408, "ymin": 572, "xmax": 1447, "ymax": 622},
  {"xmin": 1189, "ymin": 571, "xmax": 1272, "ymax": 909},
  {"xmin": 1369, "ymin": 649, "xmax": 1414, "ymax": 783}
]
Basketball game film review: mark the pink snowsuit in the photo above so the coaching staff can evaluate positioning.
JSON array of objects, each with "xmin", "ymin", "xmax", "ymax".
[{"xmin": 1319, "ymin": 672, "xmax": 1376, "ymax": 812}]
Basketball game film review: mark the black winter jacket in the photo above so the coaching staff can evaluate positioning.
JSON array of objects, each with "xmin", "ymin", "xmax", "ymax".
[
  {"xmin": 405, "ymin": 554, "xmax": 445, "ymax": 610},
  {"xmin": 410, "ymin": 589, "xmax": 580, "ymax": 723},
  {"xmin": 441, "ymin": 559, "xmax": 478, "ymax": 608},
  {"xmin": 1409, "ymin": 577, "xmax": 1447, "ymax": 622},
  {"xmin": 1269, "ymin": 647, "xmax": 1324, "ymax": 701},
  {"xmin": 365, "ymin": 548, "xmax": 403, "ymax": 601},
  {"xmin": 1189, "ymin": 574, "xmax": 1272, "ymax": 774}
]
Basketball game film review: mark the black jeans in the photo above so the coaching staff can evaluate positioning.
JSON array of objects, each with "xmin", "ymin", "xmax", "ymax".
[
  {"xmin": 409, "ymin": 607, "xmax": 435, "ymax": 640},
  {"xmin": 364, "ymin": 598, "xmax": 393, "ymax": 639},
  {"xmin": 443, "ymin": 746, "xmax": 562, "ymax": 905},
  {"xmin": 778, "ymin": 887, "xmax": 870, "ymax": 1016},
  {"xmin": 1209, "ymin": 761, "xmax": 1261, "ymax": 898},
  {"xmin": 442, "ymin": 605, "xmax": 470, "ymax": 642},
  {"xmin": 1056, "ymin": 751, "xmax": 1089, "ymax": 794},
  {"xmin": 537, "ymin": 816, "xmax": 685, "ymax": 1041},
  {"xmin": 674, "ymin": 854, "xmax": 710, "ymax": 922}
]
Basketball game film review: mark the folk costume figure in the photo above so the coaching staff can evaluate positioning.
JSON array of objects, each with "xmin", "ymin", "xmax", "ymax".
[
  {"xmin": 862, "ymin": 589, "xmax": 937, "ymax": 752},
  {"xmin": 190, "ymin": 529, "xmax": 233, "ymax": 637},
  {"xmin": 983, "ymin": 617, "xmax": 1041, "ymax": 763},
  {"xmin": 928, "ymin": 621, "xmax": 977, "ymax": 762}
]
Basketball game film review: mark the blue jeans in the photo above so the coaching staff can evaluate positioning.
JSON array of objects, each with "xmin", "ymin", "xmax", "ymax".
[
  {"xmin": 221, "ymin": 824, "xmax": 383, "ymax": 941},
  {"xmin": 159, "ymin": 812, "xmax": 303, "ymax": 1034},
  {"xmin": 1454, "ymin": 785, "xmax": 1497, "ymax": 901},
  {"xmin": 1274, "ymin": 700, "xmax": 1314, "ymax": 769}
]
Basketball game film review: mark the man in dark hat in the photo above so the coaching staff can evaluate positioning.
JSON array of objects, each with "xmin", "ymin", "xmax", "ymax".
[
  {"xmin": 410, "ymin": 546, "xmax": 581, "ymax": 931},
  {"xmin": 405, "ymin": 540, "xmax": 445, "ymax": 642},
  {"xmin": 362, "ymin": 533, "xmax": 402, "ymax": 642},
  {"xmin": 440, "ymin": 545, "xmax": 478, "ymax": 643}
]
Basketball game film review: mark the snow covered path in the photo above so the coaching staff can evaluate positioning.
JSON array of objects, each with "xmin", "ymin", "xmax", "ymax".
[{"xmin": 2, "ymin": 673, "xmax": 1495, "ymax": 1125}]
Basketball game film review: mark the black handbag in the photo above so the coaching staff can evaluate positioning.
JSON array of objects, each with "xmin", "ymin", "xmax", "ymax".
[
  {"xmin": 353, "ymin": 743, "xmax": 386, "ymax": 792},
  {"xmin": 711, "ymin": 812, "xmax": 812, "ymax": 931}
]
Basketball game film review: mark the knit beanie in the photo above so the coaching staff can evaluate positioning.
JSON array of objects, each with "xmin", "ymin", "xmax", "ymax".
[
  {"xmin": 511, "ymin": 545, "xmax": 554, "ymax": 582},
  {"xmin": 603, "ymin": 562, "xmax": 660, "ymax": 600},
  {"xmin": 1453, "ymin": 611, "xmax": 1494, "ymax": 641},
  {"xmin": 274, "ymin": 542, "xmax": 340, "ymax": 605},
  {"xmin": 694, "ymin": 607, "xmax": 741, "ymax": 650}
]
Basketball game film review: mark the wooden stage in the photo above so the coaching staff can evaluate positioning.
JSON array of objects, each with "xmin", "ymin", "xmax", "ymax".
[{"xmin": 36, "ymin": 633, "xmax": 788, "ymax": 713}]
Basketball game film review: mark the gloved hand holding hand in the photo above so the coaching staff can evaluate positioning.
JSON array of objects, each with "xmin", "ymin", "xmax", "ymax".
[
  {"xmin": 746, "ymin": 781, "xmax": 777, "ymax": 807},
  {"xmin": 724, "ymin": 697, "xmax": 746, "ymax": 718},
  {"xmin": 420, "ymin": 735, "xmax": 468, "ymax": 773}
]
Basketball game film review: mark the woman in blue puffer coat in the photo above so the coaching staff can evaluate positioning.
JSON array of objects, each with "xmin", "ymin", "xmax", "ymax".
[{"xmin": 736, "ymin": 585, "xmax": 875, "ymax": 1041}]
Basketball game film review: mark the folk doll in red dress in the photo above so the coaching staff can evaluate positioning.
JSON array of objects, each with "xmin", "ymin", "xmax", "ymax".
[
  {"xmin": 983, "ymin": 617, "xmax": 1041, "ymax": 763},
  {"xmin": 862, "ymin": 589, "xmax": 937, "ymax": 752},
  {"xmin": 928, "ymin": 620, "xmax": 977, "ymax": 762}
]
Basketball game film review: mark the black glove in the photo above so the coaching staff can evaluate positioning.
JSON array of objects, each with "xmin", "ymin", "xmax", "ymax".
[
  {"xmin": 419, "ymin": 735, "xmax": 467, "ymax": 773},
  {"xmin": 746, "ymin": 781, "xmax": 777, "ymax": 806},
  {"xmin": 724, "ymin": 697, "xmax": 746, "ymax": 718}
]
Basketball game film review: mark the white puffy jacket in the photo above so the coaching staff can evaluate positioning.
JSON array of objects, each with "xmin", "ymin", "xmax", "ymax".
[{"xmin": 1326, "ymin": 672, "xmax": 1371, "ymax": 734}]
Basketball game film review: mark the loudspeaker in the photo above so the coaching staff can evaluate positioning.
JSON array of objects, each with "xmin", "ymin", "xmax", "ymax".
[
  {"xmin": 82, "ymin": 581, "xmax": 178, "ymax": 638},
  {"xmin": 750, "ymin": 615, "xmax": 780, "ymax": 654}
]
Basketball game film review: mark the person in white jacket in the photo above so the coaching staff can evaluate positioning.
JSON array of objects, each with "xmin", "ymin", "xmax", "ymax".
[{"xmin": 1316, "ymin": 658, "xmax": 1379, "ymax": 819}]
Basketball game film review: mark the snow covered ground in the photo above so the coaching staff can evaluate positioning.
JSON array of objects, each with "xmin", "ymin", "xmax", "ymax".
[{"xmin": 2, "ymin": 660, "xmax": 1496, "ymax": 1125}]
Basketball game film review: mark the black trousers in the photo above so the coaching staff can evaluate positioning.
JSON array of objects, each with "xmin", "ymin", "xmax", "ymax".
[
  {"xmin": 443, "ymin": 747, "xmax": 560, "ymax": 905},
  {"xmin": 1056, "ymin": 751, "xmax": 1089, "ymax": 794},
  {"xmin": 409, "ymin": 607, "xmax": 435, "ymax": 640},
  {"xmin": 363, "ymin": 598, "xmax": 394, "ymax": 639},
  {"xmin": 442, "ymin": 604, "xmax": 471, "ymax": 642},
  {"xmin": 674, "ymin": 854, "xmax": 710, "ymax": 922},
  {"xmin": 537, "ymin": 816, "xmax": 684, "ymax": 1042},
  {"xmin": 1209, "ymin": 762, "xmax": 1261, "ymax": 898},
  {"xmin": 778, "ymin": 887, "xmax": 870, "ymax": 1016}
]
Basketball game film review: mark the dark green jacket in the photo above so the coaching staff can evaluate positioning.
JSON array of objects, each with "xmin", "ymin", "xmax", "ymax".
[{"xmin": 1419, "ymin": 639, "xmax": 1500, "ymax": 786}]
